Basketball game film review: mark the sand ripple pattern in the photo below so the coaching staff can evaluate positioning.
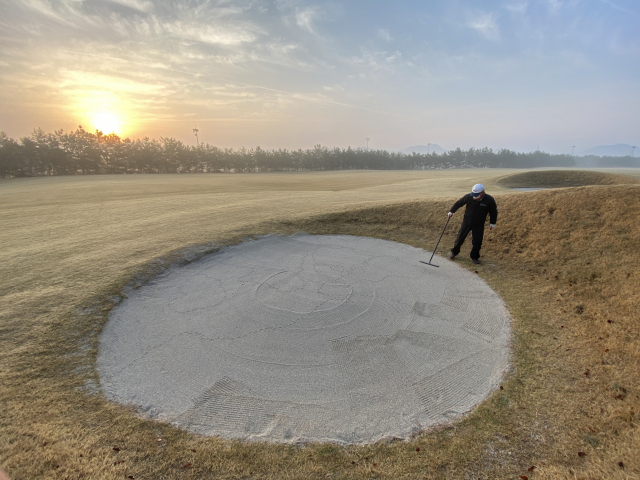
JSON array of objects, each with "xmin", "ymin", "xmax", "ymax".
[{"xmin": 98, "ymin": 235, "xmax": 511, "ymax": 444}]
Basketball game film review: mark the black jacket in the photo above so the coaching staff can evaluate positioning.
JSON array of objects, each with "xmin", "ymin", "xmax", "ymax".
[{"xmin": 450, "ymin": 193, "xmax": 498, "ymax": 226}]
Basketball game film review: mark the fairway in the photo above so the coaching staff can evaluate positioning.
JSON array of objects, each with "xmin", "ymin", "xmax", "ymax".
[
  {"xmin": 1, "ymin": 169, "xmax": 639, "ymax": 480},
  {"xmin": 0, "ymin": 169, "xmax": 516, "ymax": 345}
]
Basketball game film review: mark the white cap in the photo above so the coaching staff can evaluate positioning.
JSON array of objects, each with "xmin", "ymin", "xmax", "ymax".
[{"xmin": 471, "ymin": 184, "xmax": 485, "ymax": 196}]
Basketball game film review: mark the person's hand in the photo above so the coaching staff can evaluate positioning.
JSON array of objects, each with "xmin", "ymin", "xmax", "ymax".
[
  {"xmin": 447, "ymin": 212, "xmax": 453, "ymax": 218},
  {"xmin": 490, "ymin": 224, "xmax": 495, "ymax": 230}
]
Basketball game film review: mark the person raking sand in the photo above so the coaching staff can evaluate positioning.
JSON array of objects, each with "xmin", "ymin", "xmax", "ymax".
[{"xmin": 448, "ymin": 183, "xmax": 498, "ymax": 265}]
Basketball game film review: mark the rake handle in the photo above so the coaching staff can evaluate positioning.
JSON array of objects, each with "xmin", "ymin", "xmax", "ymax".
[{"xmin": 428, "ymin": 216, "xmax": 451, "ymax": 264}]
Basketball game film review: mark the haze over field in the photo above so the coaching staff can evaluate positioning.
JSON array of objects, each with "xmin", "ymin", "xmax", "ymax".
[{"xmin": 1, "ymin": 0, "xmax": 639, "ymax": 154}]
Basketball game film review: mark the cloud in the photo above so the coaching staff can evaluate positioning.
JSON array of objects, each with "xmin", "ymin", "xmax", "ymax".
[
  {"xmin": 15, "ymin": 0, "xmax": 262, "ymax": 46},
  {"xmin": 504, "ymin": 1, "xmax": 528, "ymax": 14},
  {"xmin": 251, "ymin": 42, "xmax": 319, "ymax": 71},
  {"xmin": 599, "ymin": 0, "xmax": 637, "ymax": 16},
  {"xmin": 106, "ymin": 0, "xmax": 154, "ymax": 13},
  {"xmin": 161, "ymin": 20, "xmax": 258, "ymax": 45},
  {"xmin": 58, "ymin": 69, "xmax": 166, "ymax": 96},
  {"xmin": 3, "ymin": 0, "xmax": 639, "ymax": 149},
  {"xmin": 385, "ymin": 51, "xmax": 401, "ymax": 63},
  {"xmin": 377, "ymin": 28, "xmax": 392, "ymax": 41},
  {"xmin": 295, "ymin": 7, "xmax": 319, "ymax": 33},
  {"xmin": 339, "ymin": 48, "xmax": 408, "ymax": 79},
  {"xmin": 18, "ymin": 0, "xmax": 87, "ymax": 26},
  {"xmin": 467, "ymin": 13, "xmax": 500, "ymax": 41},
  {"xmin": 546, "ymin": 0, "xmax": 563, "ymax": 14}
]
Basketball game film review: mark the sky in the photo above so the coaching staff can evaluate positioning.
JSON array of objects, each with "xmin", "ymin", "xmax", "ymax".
[{"xmin": 0, "ymin": 0, "xmax": 639, "ymax": 154}]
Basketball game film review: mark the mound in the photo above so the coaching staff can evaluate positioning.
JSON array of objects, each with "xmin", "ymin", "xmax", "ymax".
[
  {"xmin": 284, "ymin": 184, "xmax": 640, "ymax": 477},
  {"xmin": 497, "ymin": 169, "xmax": 638, "ymax": 189}
]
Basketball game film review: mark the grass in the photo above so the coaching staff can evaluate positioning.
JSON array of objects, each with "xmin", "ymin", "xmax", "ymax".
[
  {"xmin": 1, "ymin": 170, "xmax": 639, "ymax": 479},
  {"xmin": 496, "ymin": 169, "xmax": 639, "ymax": 188}
]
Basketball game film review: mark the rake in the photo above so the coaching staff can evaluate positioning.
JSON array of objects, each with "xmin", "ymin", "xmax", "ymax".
[{"xmin": 420, "ymin": 217, "xmax": 450, "ymax": 268}]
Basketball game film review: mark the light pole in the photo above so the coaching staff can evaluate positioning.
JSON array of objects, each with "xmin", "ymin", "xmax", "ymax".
[
  {"xmin": 571, "ymin": 145, "xmax": 576, "ymax": 156},
  {"xmin": 427, "ymin": 142, "xmax": 432, "ymax": 154},
  {"xmin": 193, "ymin": 125, "xmax": 199, "ymax": 146},
  {"xmin": 365, "ymin": 138, "xmax": 370, "ymax": 150}
]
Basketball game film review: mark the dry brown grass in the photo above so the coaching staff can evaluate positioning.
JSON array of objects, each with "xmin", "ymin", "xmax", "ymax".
[
  {"xmin": 497, "ymin": 169, "xmax": 639, "ymax": 188},
  {"xmin": 1, "ymin": 171, "xmax": 639, "ymax": 479}
]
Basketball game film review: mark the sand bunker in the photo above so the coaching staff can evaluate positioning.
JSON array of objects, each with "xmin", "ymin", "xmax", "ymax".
[{"xmin": 98, "ymin": 235, "xmax": 511, "ymax": 444}]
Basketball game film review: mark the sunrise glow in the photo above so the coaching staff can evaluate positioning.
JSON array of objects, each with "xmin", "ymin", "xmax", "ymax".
[
  {"xmin": 92, "ymin": 112, "xmax": 122, "ymax": 136},
  {"xmin": 1, "ymin": 1, "xmax": 639, "ymax": 152}
]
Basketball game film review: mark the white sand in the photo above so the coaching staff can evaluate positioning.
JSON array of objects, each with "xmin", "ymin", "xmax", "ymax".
[{"xmin": 98, "ymin": 235, "xmax": 511, "ymax": 444}]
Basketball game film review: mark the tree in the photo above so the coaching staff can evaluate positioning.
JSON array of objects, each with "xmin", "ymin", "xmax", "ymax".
[
  {"xmin": 0, "ymin": 127, "xmax": 586, "ymax": 176},
  {"xmin": 0, "ymin": 132, "xmax": 25, "ymax": 177}
]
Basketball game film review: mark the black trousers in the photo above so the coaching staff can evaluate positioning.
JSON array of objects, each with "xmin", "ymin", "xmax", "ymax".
[{"xmin": 451, "ymin": 222, "xmax": 485, "ymax": 260}]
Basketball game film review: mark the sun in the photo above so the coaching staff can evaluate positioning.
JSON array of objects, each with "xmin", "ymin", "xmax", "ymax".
[{"xmin": 93, "ymin": 112, "xmax": 122, "ymax": 135}]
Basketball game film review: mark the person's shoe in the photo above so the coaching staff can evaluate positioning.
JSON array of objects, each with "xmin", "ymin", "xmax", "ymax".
[
  {"xmin": 449, "ymin": 253, "xmax": 456, "ymax": 260},
  {"xmin": 471, "ymin": 258, "xmax": 481, "ymax": 265}
]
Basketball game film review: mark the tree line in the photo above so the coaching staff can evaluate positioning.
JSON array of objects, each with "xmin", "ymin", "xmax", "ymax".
[{"xmin": 0, "ymin": 126, "xmax": 582, "ymax": 177}]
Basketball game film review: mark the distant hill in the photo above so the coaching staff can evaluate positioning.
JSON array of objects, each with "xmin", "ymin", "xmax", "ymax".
[
  {"xmin": 402, "ymin": 144, "xmax": 446, "ymax": 155},
  {"xmin": 581, "ymin": 144, "xmax": 637, "ymax": 157}
]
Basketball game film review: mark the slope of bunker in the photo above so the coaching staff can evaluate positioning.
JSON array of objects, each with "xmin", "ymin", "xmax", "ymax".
[
  {"xmin": 98, "ymin": 235, "xmax": 511, "ymax": 444},
  {"xmin": 497, "ymin": 169, "xmax": 638, "ymax": 189}
]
